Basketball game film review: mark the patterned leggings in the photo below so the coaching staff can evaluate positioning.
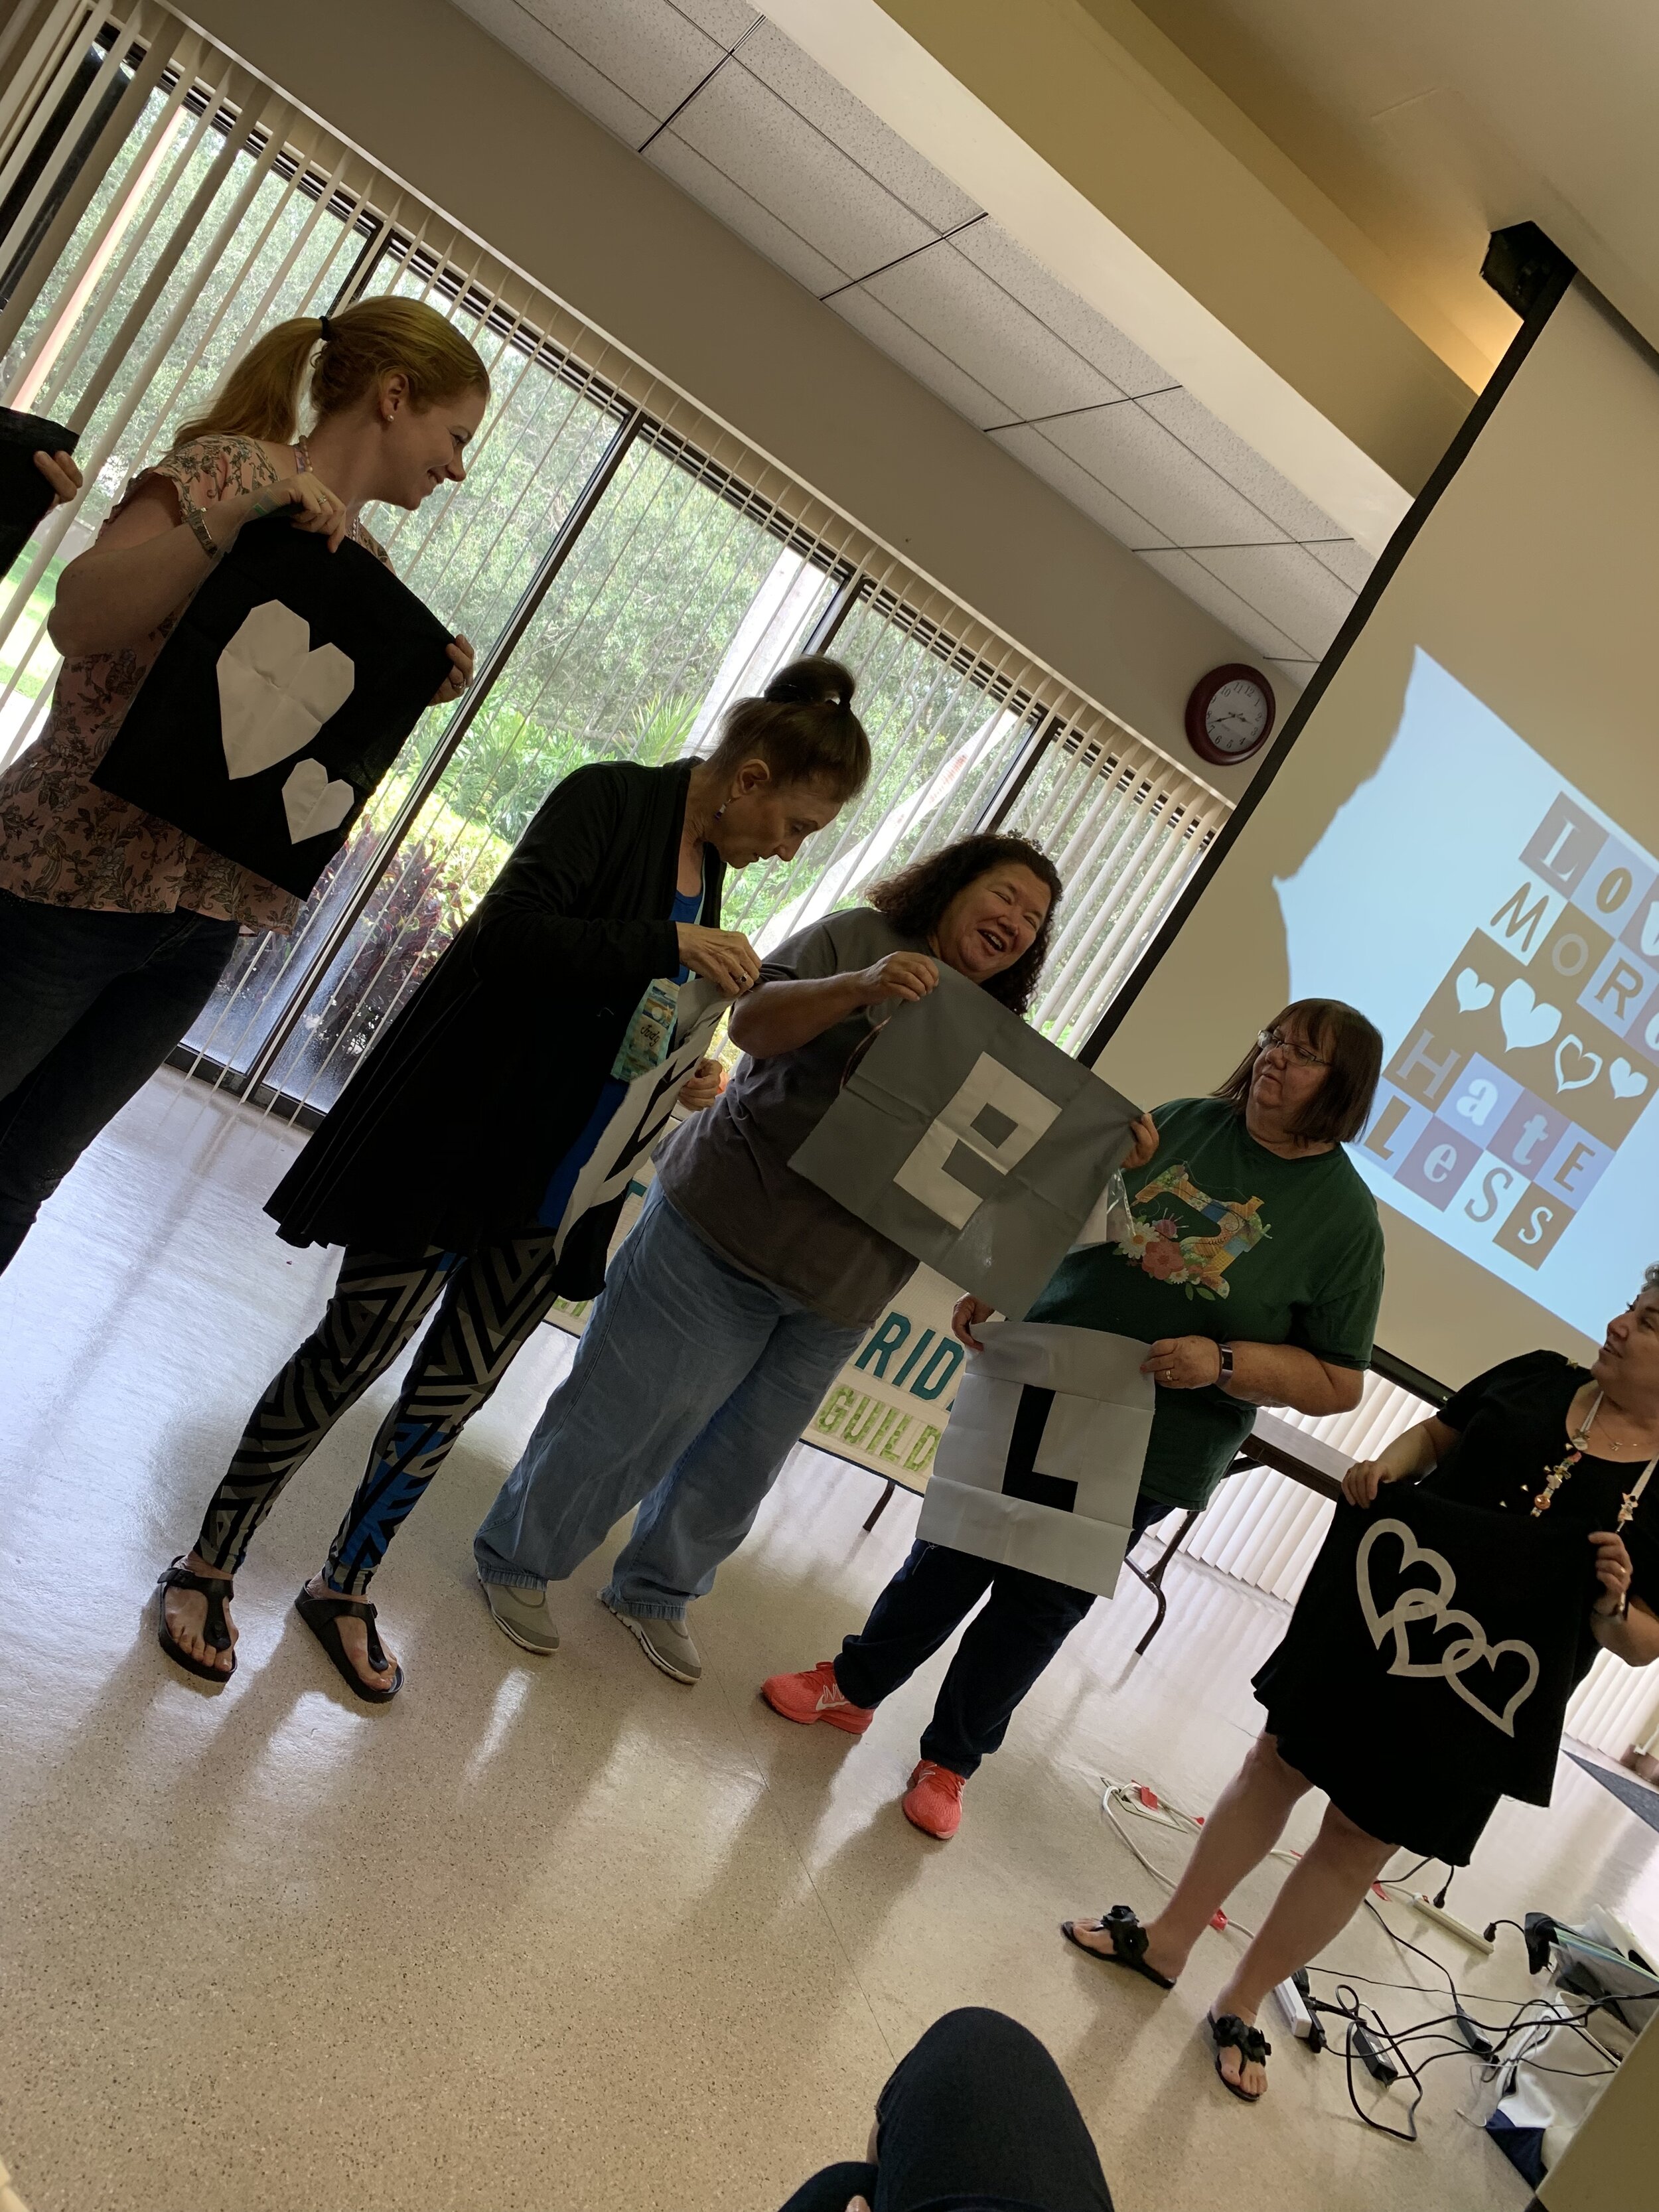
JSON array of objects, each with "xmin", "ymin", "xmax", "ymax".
[{"xmin": 194, "ymin": 1234, "xmax": 569, "ymax": 1595}]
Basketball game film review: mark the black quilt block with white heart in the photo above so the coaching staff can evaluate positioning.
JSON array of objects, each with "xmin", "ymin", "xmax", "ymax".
[
  {"xmin": 1254, "ymin": 1487, "xmax": 1591, "ymax": 1863},
  {"xmin": 0, "ymin": 405, "xmax": 78, "ymax": 573},
  {"xmin": 93, "ymin": 512, "xmax": 452, "ymax": 897}
]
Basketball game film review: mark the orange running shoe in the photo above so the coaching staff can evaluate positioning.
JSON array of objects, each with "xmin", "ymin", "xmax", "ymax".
[
  {"xmin": 902, "ymin": 1759, "xmax": 967, "ymax": 1839},
  {"xmin": 760, "ymin": 1659, "xmax": 875, "ymax": 1735}
]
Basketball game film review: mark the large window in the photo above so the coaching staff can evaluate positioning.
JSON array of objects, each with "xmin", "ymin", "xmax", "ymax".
[{"xmin": 0, "ymin": 11, "xmax": 1226, "ymax": 1124}]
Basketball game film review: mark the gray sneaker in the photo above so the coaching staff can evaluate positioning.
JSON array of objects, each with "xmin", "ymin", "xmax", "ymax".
[
  {"xmin": 478, "ymin": 1571, "xmax": 559, "ymax": 1655},
  {"xmin": 601, "ymin": 1592, "xmax": 701, "ymax": 1683}
]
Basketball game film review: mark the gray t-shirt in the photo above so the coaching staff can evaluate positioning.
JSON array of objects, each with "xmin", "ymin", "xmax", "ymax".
[{"xmin": 654, "ymin": 907, "xmax": 924, "ymax": 1327}]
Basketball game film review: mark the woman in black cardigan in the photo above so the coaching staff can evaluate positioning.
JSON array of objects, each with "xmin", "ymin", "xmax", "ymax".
[{"xmin": 158, "ymin": 656, "xmax": 869, "ymax": 1700}]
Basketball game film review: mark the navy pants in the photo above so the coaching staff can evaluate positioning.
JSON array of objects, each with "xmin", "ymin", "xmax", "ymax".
[
  {"xmin": 0, "ymin": 889, "xmax": 240, "ymax": 1270},
  {"xmin": 776, "ymin": 2007, "xmax": 1113, "ymax": 2212},
  {"xmin": 834, "ymin": 1492, "xmax": 1171, "ymax": 1777}
]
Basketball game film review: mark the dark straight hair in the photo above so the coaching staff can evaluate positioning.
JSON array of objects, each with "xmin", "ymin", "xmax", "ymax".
[
  {"xmin": 1212, "ymin": 997, "xmax": 1382, "ymax": 1145},
  {"xmin": 867, "ymin": 832, "xmax": 1063, "ymax": 1014},
  {"xmin": 703, "ymin": 654, "xmax": 869, "ymax": 802}
]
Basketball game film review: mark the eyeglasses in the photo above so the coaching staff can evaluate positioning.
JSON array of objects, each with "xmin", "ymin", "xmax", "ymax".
[{"xmin": 1257, "ymin": 1027, "xmax": 1331, "ymax": 1069}]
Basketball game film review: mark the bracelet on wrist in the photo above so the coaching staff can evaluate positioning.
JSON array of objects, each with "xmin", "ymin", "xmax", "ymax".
[
  {"xmin": 1595, "ymin": 1591, "xmax": 1629, "ymax": 1621},
  {"xmin": 179, "ymin": 490, "xmax": 222, "ymax": 560}
]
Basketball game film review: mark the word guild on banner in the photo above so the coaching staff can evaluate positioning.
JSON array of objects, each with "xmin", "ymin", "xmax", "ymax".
[
  {"xmin": 1361, "ymin": 792, "xmax": 1658, "ymax": 1269},
  {"xmin": 812, "ymin": 1293, "xmax": 966, "ymax": 1486}
]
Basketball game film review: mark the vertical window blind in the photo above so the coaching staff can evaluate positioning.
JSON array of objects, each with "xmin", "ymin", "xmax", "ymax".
[{"xmin": 0, "ymin": 0, "xmax": 1230, "ymax": 1126}]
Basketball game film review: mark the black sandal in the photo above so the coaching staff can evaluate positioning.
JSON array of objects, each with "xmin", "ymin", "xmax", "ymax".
[
  {"xmin": 1208, "ymin": 2012, "xmax": 1271, "ymax": 2103},
  {"xmin": 1059, "ymin": 1905, "xmax": 1176, "ymax": 1988},
  {"xmin": 295, "ymin": 1585, "xmax": 403, "ymax": 1704},
  {"xmin": 157, "ymin": 1558, "xmax": 236, "ymax": 1683}
]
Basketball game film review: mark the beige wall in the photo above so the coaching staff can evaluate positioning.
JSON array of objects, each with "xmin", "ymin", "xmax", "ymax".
[{"xmin": 175, "ymin": 0, "xmax": 1262, "ymax": 792}]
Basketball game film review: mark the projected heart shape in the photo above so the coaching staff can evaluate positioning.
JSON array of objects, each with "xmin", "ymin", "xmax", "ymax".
[
  {"xmin": 218, "ymin": 601, "xmax": 355, "ymax": 780},
  {"xmin": 1499, "ymin": 980, "xmax": 1561, "ymax": 1053},
  {"xmin": 281, "ymin": 757, "xmax": 355, "ymax": 844},
  {"xmin": 1356, "ymin": 1518, "xmax": 1540, "ymax": 1736},
  {"xmin": 1455, "ymin": 968, "xmax": 1494, "ymax": 1012},
  {"xmin": 1610, "ymin": 1057, "xmax": 1650, "ymax": 1101},
  {"xmin": 1553, "ymin": 1035, "xmax": 1603, "ymax": 1094}
]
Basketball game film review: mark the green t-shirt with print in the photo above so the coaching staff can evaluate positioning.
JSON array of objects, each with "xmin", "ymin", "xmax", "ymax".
[{"xmin": 1028, "ymin": 1096, "xmax": 1385, "ymax": 1511}]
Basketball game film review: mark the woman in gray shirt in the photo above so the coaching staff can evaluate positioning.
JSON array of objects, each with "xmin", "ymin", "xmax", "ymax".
[{"xmin": 472, "ymin": 835, "xmax": 1063, "ymax": 1679}]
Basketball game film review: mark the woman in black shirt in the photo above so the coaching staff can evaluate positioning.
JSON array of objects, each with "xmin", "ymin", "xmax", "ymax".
[{"xmin": 1062, "ymin": 1266, "xmax": 1659, "ymax": 2104}]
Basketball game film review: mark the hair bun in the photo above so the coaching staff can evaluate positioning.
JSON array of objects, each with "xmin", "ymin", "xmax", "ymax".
[{"xmin": 763, "ymin": 654, "xmax": 855, "ymax": 711}]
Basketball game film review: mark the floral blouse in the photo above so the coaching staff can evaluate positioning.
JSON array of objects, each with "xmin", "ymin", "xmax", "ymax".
[{"xmin": 0, "ymin": 434, "xmax": 384, "ymax": 934}]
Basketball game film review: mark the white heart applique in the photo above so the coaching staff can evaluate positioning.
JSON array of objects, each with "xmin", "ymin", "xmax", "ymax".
[
  {"xmin": 218, "ymin": 601, "xmax": 355, "ymax": 779},
  {"xmin": 1356, "ymin": 1518, "xmax": 1541, "ymax": 1736},
  {"xmin": 1455, "ymin": 968, "xmax": 1494, "ymax": 1012},
  {"xmin": 1610, "ymin": 1057, "xmax": 1650, "ymax": 1102},
  {"xmin": 281, "ymin": 757, "xmax": 356, "ymax": 844},
  {"xmin": 1553, "ymin": 1034, "xmax": 1603, "ymax": 1094},
  {"xmin": 1499, "ymin": 979, "xmax": 1561, "ymax": 1053}
]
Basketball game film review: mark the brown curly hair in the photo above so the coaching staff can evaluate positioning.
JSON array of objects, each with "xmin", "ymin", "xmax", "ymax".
[{"xmin": 867, "ymin": 834, "xmax": 1062, "ymax": 1014}]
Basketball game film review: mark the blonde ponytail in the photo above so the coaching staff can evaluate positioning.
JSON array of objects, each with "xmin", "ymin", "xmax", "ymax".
[{"xmin": 176, "ymin": 297, "xmax": 489, "ymax": 447}]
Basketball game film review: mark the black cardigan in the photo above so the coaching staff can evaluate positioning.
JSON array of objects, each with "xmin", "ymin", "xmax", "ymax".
[{"xmin": 267, "ymin": 758, "xmax": 724, "ymax": 1288}]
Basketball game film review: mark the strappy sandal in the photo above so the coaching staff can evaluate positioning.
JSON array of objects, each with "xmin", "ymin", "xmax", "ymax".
[
  {"xmin": 157, "ymin": 1558, "xmax": 236, "ymax": 1683},
  {"xmin": 1059, "ymin": 1905, "xmax": 1175, "ymax": 1988},
  {"xmin": 1208, "ymin": 2012, "xmax": 1271, "ymax": 2103},
  {"xmin": 295, "ymin": 1585, "xmax": 403, "ymax": 1704}
]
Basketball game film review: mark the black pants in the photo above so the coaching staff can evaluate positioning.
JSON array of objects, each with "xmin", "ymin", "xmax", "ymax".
[
  {"xmin": 777, "ymin": 2008, "xmax": 1113, "ymax": 2212},
  {"xmin": 835, "ymin": 1491, "xmax": 1171, "ymax": 1777},
  {"xmin": 0, "ymin": 889, "xmax": 240, "ymax": 1270}
]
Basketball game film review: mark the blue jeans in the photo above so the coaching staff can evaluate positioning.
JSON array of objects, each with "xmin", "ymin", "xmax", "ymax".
[
  {"xmin": 0, "ymin": 889, "xmax": 240, "ymax": 1270},
  {"xmin": 834, "ymin": 1487, "xmax": 1173, "ymax": 1777},
  {"xmin": 473, "ymin": 1184, "xmax": 864, "ymax": 1616}
]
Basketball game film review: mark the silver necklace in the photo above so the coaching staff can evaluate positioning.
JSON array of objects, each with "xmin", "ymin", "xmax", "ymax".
[{"xmin": 295, "ymin": 436, "xmax": 364, "ymax": 546}]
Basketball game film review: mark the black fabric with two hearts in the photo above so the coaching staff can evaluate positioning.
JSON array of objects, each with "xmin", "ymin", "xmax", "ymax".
[
  {"xmin": 0, "ymin": 406, "xmax": 78, "ymax": 573},
  {"xmin": 93, "ymin": 513, "xmax": 452, "ymax": 897},
  {"xmin": 1254, "ymin": 1485, "xmax": 1591, "ymax": 1863}
]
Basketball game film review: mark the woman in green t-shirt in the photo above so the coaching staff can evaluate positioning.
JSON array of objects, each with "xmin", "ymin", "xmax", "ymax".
[{"xmin": 760, "ymin": 1000, "xmax": 1384, "ymax": 1843}]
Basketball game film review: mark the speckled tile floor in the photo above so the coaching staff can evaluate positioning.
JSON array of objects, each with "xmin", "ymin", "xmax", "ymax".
[{"xmin": 2, "ymin": 1070, "xmax": 1656, "ymax": 2211}]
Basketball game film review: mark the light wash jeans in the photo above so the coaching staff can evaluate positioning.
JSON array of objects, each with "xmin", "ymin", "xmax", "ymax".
[{"xmin": 473, "ymin": 1182, "xmax": 864, "ymax": 1619}]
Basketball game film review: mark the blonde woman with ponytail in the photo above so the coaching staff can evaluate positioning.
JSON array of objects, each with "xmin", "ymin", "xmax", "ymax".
[{"xmin": 0, "ymin": 298, "xmax": 489, "ymax": 1276}]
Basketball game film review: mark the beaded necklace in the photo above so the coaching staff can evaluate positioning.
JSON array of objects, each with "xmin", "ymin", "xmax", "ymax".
[
  {"xmin": 1531, "ymin": 1388, "xmax": 1659, "ymax": 1528},
  {"xmin": 294, "ymin": 436, "xmax": 364, "ymax": 546}
]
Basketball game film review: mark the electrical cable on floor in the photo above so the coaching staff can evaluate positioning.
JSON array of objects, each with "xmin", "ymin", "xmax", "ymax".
[{"xmin": 1095, "ymin": 1772, "xmax": 1647, "ymax": 2143}]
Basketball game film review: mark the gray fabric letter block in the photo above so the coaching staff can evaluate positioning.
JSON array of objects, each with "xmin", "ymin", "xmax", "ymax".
[{"xmin": 790, "ymin": 964, "xmax": 1140, "ymax": 1316}]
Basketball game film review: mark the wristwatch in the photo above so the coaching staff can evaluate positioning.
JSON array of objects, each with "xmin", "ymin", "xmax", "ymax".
[{"xmin": 1216, "ymin": 1343, "xmax": 1234, "ymax": 1386}]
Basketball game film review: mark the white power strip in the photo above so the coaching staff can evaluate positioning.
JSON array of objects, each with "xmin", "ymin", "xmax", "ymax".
[
  {"xmin": 1405, "ymin": 1892, "xmax": 1494, "ymax": 1952},
  {"xmin": 1272, "ymin": 1976, "xmax": 1317, "ymax": 2041}
]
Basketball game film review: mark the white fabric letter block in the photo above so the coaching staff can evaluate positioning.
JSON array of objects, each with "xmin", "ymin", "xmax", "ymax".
[
  {"xmin": 218, "ymin": 600, "xmax": 355, "ymax": 778},
  {"xmin": 917, "ymin": 1321, "xmax": 1153, "ymax": 1596},
  {"xmin": 892, "ymin": 1053, "xmax": 1062, "ymax": 1228}
]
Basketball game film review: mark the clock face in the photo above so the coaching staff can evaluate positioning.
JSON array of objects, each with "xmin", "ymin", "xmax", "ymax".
[{"xmin": 1204, "ymin": 676, "xmax": 1271, "ymax": 756}]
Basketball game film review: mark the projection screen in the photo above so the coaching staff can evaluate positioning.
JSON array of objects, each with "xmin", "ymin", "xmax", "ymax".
[{"xmin": 1093, "ymin": 276, "xmax": 1659, "ymax": 1390}]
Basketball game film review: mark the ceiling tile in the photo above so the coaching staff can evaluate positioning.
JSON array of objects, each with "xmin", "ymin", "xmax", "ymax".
[
  {"xmin": 517, "ymin": 0, "xmax": 723, "ymax": 125},
  {"xmin": 1139, "ymin": 550, "xmax": 1306, "ymax": 663},
  {"xmin": 737, "ymin": 21, "xmax": 979, "ymax": 234},
  {"xmin": 1305, "ymin": 536, "xmax": 1376, "ymax": 591},
  {"xmin": 859, "ymin": 239, "xmax": 1125, "ymax": 426},
  {"xmin": 1188, "ymin": 542, "xmax": 1356, "ymax": 658},
  {"xmin": 670, "ymin": 57, "xmax": 938, "ymax": 285},
  {"xmin": 645, "ymin": 129, "xmax": 845, "ymax": 294},
  {"xmin": 954, "ymin": 221, "xmax": 1175, "ymax": 398},
  {"xmin": 1041, "ymin": 405, "xmax": 1290, "ymax": 549},
  {"xmin": 666, "ymin": 0, "xmax": 758, "ymax": 44},
  {"xmin": 1136, "ymin": 385, "xmax": 1348, "ymax": 543},
  {"xmin": 988, "ymin": 423, "xmax": 1171, "ymax": 550},
  {"xmin": 456, "ymin": 0, "xmax": 657, "ymax": 143},
  {"xmin": 830, "ymin": 285, "xmax": 1009, "ymax": 429}
]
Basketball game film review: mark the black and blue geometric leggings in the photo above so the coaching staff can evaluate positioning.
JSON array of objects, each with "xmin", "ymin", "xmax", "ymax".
[{"xmin": 194, "ymin": 1234, "xmax": 569, "ymax": 1595}]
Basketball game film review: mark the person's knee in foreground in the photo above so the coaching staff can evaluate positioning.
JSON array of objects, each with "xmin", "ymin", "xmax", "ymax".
[
  {"xmin": 160, "ymin": 653, "xmax": 861, "ymax": 1698},
  {"xmin": 775, "ymin": 2006, "xmax": 1113, "ymax": 2212},
  {"xmin": 472, "ymin": 834, "xmax": 1064, "ymax": 1687},
  {"xmin": 765, "ymin": 1001, "xmax": 1386, "ymax": 1840},
  {"xmin": 0, "ymin": 299, "xmax": 484, "ymax": 1278},
  {"xmin": 1062, "ymin": 1264, "xmax": 1659, "ymax": 2102}
]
